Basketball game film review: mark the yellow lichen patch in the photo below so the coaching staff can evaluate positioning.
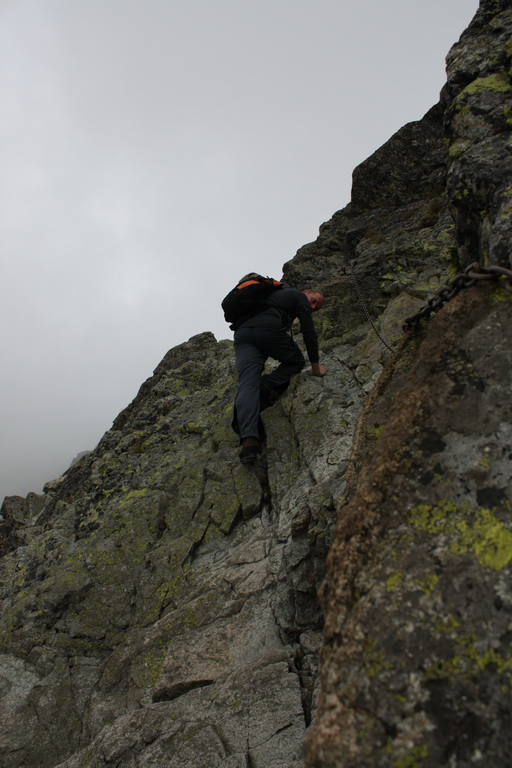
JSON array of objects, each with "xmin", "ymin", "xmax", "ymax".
[
  {"xmin": 453, "ymin": 507, "xmax": 512, "ymax": 570},
  {"xmin": 435, "ymin": 615, "xmax": 461, "ymax": 635},
  {"xmin": 386, "ymin": 740, "xmax": 429, "ymax": 768},
  {"xmin": 136, "ymin": 647, "xmax": 167, "ymax": 688},
  {"xmin": 462, "ymin": 72, "xmax": 512, "ymax": 96},
  {"xmin": 408, "ymin": 501, "xmax": 512, "ymax": 571},
  {"xmin": 479, "ymin": 454, "xmax": 491, "ymax": 468},
  {"xmin": 425, "ymin": 628, "xmax": 512, "ymax": 682},
  {"xmin": 364, "ymin": 636, "xmax": 394, "ymax": 678},
  {"xmin": 490, "ymin": 286, "xmax": 512, "ymax": 304},
  {"xmin": 414, "ymin": 573, "xmax": 440, "ymax": 595},
  {"xmin": 386, "ymin": 572, "xmax": 404, "ymax": 592},
  {"xmin": 119, "ymin": 488, "xmax": 150, "ymax": 504}
]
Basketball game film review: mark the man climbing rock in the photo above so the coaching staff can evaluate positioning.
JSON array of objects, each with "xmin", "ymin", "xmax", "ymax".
[{"xmin": 233, "ymin": 287, "xmax": 327, "ymax": 464}]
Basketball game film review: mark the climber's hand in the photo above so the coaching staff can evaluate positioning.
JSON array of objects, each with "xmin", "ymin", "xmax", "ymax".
[{"xmin": 311, "ymin": 363, "xmax": 328, "ymax": 377}]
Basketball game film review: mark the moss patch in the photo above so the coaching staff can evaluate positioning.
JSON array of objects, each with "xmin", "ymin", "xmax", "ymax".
[{"xmin": 462, "ymin": 73, "xmax": 511, "ymax": 96}]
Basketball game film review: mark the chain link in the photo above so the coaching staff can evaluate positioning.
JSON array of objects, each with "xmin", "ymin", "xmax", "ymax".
[
  {"xmin": 402, "ymin": 262, "xmax": 512, "ymax": 331},
  {"xmin": 348, "ymin": 261, "xmax": 512, "ymax": 351}
]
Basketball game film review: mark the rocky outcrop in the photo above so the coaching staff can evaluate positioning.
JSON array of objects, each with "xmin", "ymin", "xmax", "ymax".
[
  {"xmin": 0, "ymin": 332, "xmax": 362, "ymax": 768},
  {"xmin": 445, "ymin": 0, "xmax": 512, "ymax": 270},
  {"xmin": 306, "ymin": 284, "xmax": 512, "ymax": 768},
  {"xmin": 305, "ymin": 1, "xmax": 512, "ymax": 766},
  {"xmin": 1, "ymin": 2, "xmax": 511, "ymax": 766}
]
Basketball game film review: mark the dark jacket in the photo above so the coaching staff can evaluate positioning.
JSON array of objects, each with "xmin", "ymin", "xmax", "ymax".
[{"xmin": 238, "ymin": 288, "xmax": 319, "ymax": 363}]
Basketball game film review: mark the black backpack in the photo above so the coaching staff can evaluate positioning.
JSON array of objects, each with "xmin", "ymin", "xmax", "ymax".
[{"xmin": 221, "ymin": 273, "xmax": 284, "ymax": 330}]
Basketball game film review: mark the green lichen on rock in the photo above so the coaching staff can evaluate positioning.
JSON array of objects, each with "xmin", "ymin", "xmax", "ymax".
[
  {"xmin": 490, "ymin": 285, "xmax": 512, "ymax": 303},
  {"xmin": 386, "ymin": 572, "xmax": 404, "ymax": 592},
  {"xmin": 408, "ymin": 501, "xmax": 512, "ymax": 571},
  {"xmin": 386, "ymin": 742, "xmax": 429, "ymax": 768},
  {"xmin": 462, "ymin": 72, "xmax": 512, "ymax": 96},
  {"xmin": 414, "ymin": 573, "xmax": 439, "ymax": 595},
  {"xmin": 364, "ymin": 636, "xmax": 394, "ymax": 678},
  {"xmin": 425, "ymin": 627, "xmax": 512, "ymax": 682}
]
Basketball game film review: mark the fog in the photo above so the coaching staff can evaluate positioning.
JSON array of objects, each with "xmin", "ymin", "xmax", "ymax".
[{"xmin": 0, "ymin": 0, "xmax": 479, "ymax": 500}]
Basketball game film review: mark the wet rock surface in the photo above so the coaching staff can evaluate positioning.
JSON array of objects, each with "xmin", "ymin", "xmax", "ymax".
[{"xmin": 1, "ymin": 2, "xmax": 511, "ymax": 766}]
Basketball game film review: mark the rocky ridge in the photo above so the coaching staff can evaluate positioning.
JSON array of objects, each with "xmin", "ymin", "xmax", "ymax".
[{"xmin": 0, "ymin": 1, "xmax": 511, "ymax": 766}]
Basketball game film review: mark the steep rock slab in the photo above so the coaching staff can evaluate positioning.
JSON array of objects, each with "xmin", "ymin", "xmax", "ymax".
[
  {"xmin": 0, "ymin": 331, "xmax": 360, "ymax": 767},
  {"xmin": 306, "ymin": 1, "xmax": 512, "ymax": 764},
  {"xmin": 306, "ymin": 284, "xmax": 512, "ymax": 768}
]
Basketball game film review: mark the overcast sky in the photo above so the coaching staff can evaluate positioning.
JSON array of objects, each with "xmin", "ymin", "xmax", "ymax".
[{"xmin": 1, "ymin": 0, "xmax": 479, "ymax": 501}]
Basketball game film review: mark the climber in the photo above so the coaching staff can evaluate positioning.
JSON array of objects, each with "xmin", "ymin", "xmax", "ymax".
[{"xmin": 233, "ymin": 287, "xmax": 328, "ymax": 463}]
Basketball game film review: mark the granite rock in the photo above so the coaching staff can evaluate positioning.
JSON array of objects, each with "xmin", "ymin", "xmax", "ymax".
[{"xmin": 1, "ymin": 2, "xmax": 511, "ymax": 767}]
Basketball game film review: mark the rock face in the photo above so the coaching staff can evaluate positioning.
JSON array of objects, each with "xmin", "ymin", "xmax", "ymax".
[
  {"xmin": 1, "ymin": 2, "xmax": 511, "ymax": 766},
  {"xmin": 303, "ymin": 1, "xmax": 512, "ymax": 766}
]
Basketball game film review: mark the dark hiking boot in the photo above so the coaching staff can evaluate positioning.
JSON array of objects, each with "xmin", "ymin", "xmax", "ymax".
[{"xmin": 239, "ymin": 437, "xmax": 261, "ymax": 464}]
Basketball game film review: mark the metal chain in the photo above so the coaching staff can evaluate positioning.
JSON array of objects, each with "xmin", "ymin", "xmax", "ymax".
[
  {"xmin": 402, "ymin": 262, "xmax": 512, "ymax": 331},
  {"xmin": 348, "ymin": 261, "xmax": 512, "ymax": 351},
  {"xmin": 349, "ymin": 262, "xmax": 395, "ymax": 353}
]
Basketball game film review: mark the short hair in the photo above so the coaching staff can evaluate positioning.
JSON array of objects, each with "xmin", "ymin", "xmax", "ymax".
[{"xmin": 303, "ymin": 289, "xmax": 325, "ymax": 309}]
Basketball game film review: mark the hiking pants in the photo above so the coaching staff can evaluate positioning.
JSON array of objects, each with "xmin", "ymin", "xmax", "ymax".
[{"xmin": 233, "ymin": 326, "xmax": 305, "ymax": 440}]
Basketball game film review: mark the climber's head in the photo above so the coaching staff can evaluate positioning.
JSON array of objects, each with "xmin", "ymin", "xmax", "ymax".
[{"xmin": 302, "ymin": 289, "xmax": 324, "ymax": 312}]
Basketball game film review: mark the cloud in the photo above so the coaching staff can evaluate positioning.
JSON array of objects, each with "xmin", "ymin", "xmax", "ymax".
[{"xmin": 0, "ymin": 0, "xmax": 479, "ymax": 499}]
